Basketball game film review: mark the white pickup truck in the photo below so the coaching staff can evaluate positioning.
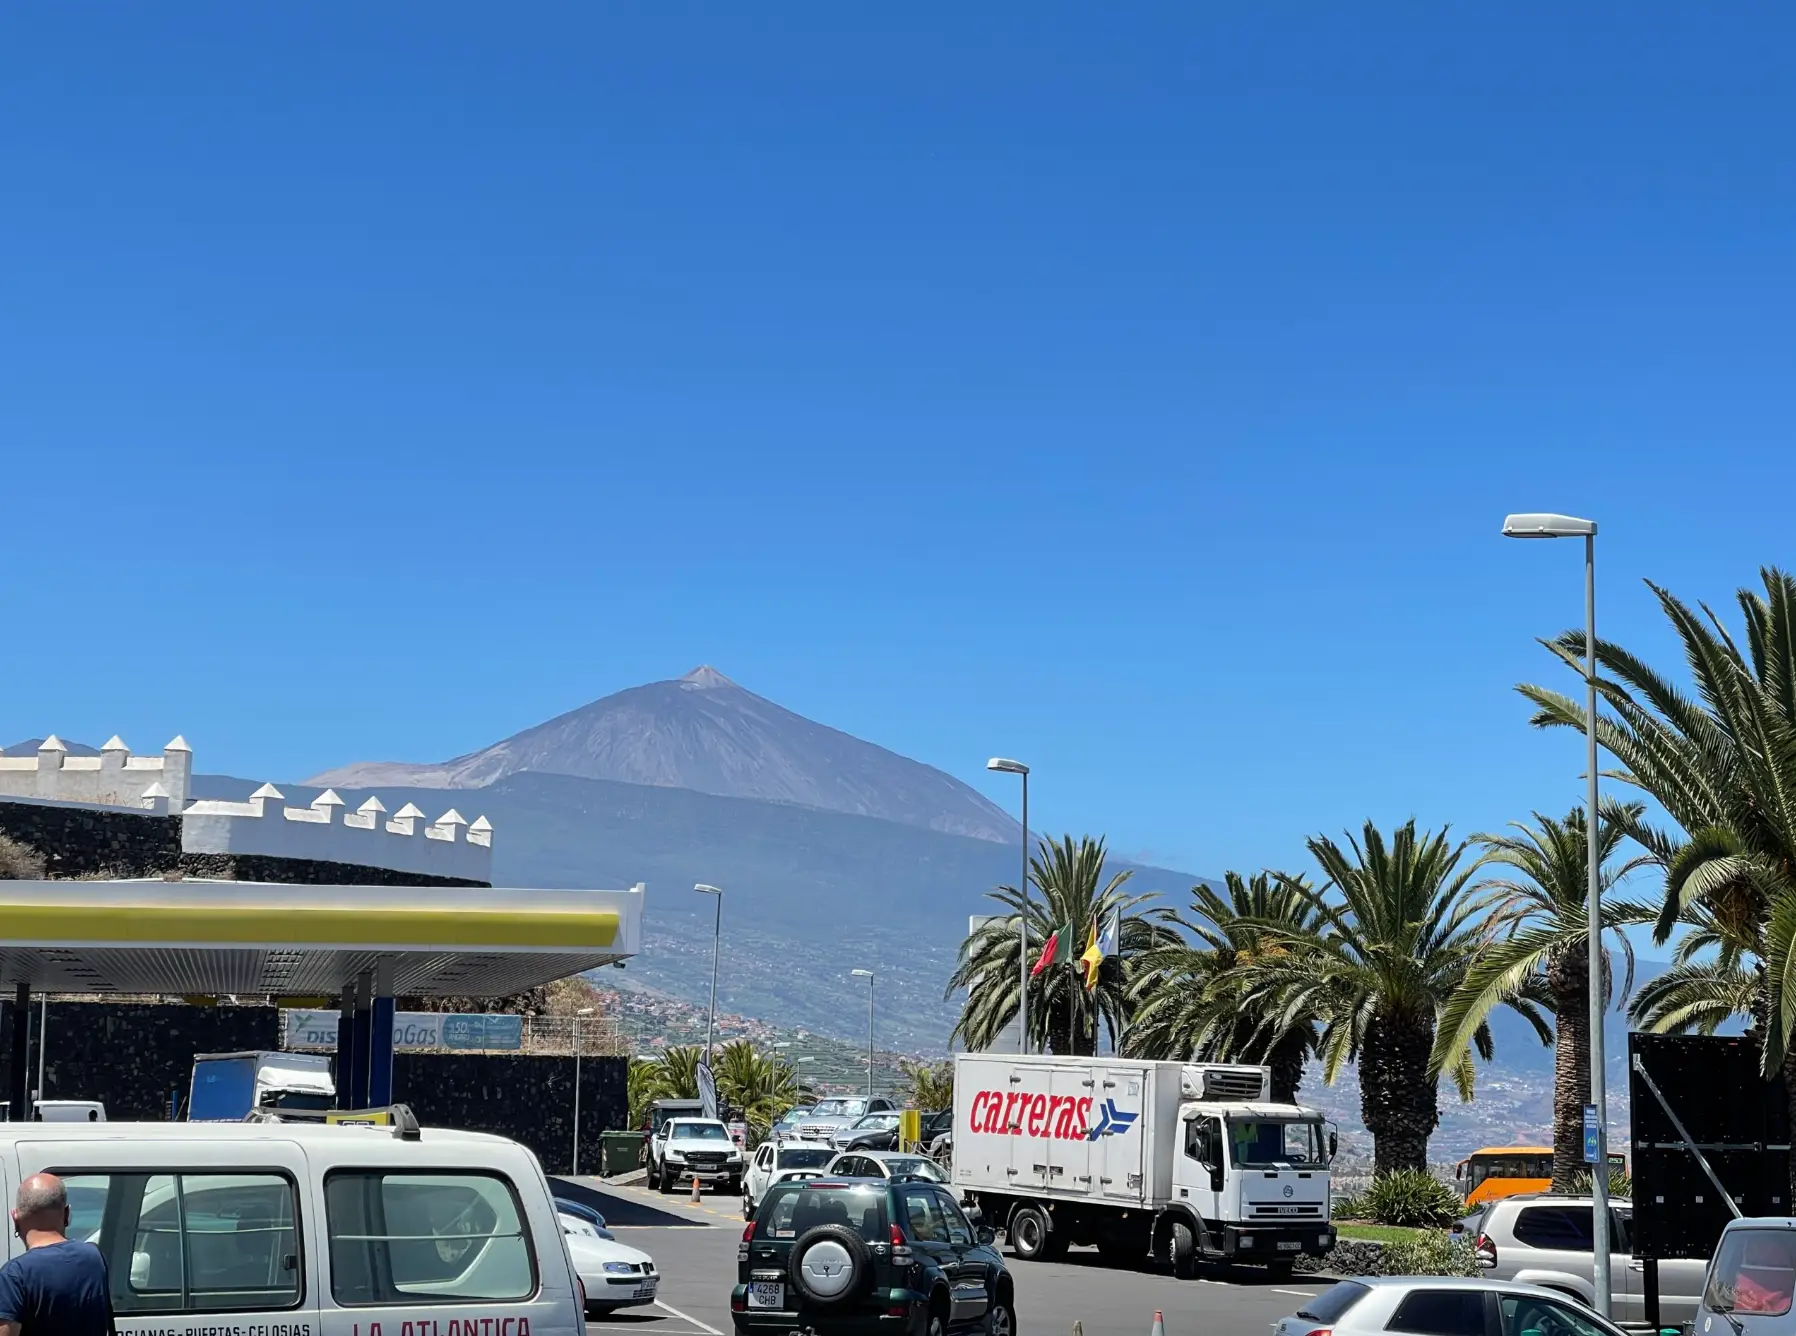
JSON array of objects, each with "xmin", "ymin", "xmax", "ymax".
[{"xmin": 951, "ymin": 1054, "xmax": 1336, "ymax": 1279}]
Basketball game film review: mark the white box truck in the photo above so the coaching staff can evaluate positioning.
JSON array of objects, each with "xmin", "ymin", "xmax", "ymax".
[{"xmin": 951, "ymin": 1054, "xmax": 1337, "ymax": 1279}]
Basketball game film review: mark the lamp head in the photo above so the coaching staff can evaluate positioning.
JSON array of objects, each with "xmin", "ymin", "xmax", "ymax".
[
  {"xmin": 693, "ymin": 883, "xmax": 723, "ymax": 896},
  {"xmin": 1502, "ymin": 512, "xmax": 1597, "ymax": 539},
  {"xmin": 986, "ymin": 757, "xmax": 1029, "ymax": 775},
  {"xmin": 851, "ymin": 969, "xmax": 874, "ymax": 979}
]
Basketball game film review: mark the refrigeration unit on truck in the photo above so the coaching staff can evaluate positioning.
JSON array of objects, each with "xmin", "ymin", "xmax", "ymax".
[{"xmin": 951, "ymin": 1054, "xmax": 1337, "ymax": 1279}]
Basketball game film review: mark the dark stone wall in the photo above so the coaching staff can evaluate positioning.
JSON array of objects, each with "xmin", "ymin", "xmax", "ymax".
[
  {"xmin": 5, "ymin": 1004, "xmax": 628, "ymax": 1173},
  {"xmin": 0, "ymin": 801, "xmax": 180, "ymax": 878},
  {"xmin": 0, "ymin": 801, "xmax": 488, "ymax": 888},
  {"xmin": 177, "ymin": 853, "xmax": 486, "ymax": 888},
  {"xmin": 393, "ymin": 1051, "xmax": 629, "ymax": 1175},
  {"xmin": 4, "ymin": 1001, "xmax": 276, "ymax": 1120}
]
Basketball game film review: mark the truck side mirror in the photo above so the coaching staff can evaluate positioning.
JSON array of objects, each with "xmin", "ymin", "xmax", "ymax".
[{"xmin": 1329, "ymin": 1131, "xmax": 1338, "ymax": 1159}]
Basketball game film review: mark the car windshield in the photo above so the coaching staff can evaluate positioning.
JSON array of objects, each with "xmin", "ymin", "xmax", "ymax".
[
  {"xmin": 811, "ymin": 1099, "xmax": 868, "ymax": 1118},
  {"xmin": 776, "ymin": 1147, "xmax": 835, "ymax": 1169},
  {"xmin": 754, "ymin": 1184, "xmax": 889, "ymax": 1242},
  {"xmin": 854, "ymin": 1114, "xmax": 899, "ymax": 1128},
  {"xmin": 879, "ymin": 1157, "xmax": 943, "ymax": 1181},
  {"xmin": 1228, "ymin": 1118, "xmax": 1328, "ymax": 1168},
  {"xmin": 670, "ymin": 1122, "xmax": 729, "ymax": 1140},
  {"xmin": 1706, "ymin": 1229, "xmax": 1796, "ymax": 1317}
]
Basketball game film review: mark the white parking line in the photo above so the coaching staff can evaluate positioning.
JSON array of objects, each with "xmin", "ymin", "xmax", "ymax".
[
  {"xmin": 1271, "ymin": 1289, "xmax": 1318, "ymax": 1298},
  {"xmin": 654, "ymin": 1300, "xmax": 724, "ymax": 1336}
]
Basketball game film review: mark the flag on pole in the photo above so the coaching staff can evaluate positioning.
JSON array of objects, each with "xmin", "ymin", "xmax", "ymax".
[
  {"xmin": 1080, "ymin": 912, "xmax": 1120, "ymax": 990},
  {"xmin": 1030, "ymin": 928, "xmax": 1061, "ymax": 978}
]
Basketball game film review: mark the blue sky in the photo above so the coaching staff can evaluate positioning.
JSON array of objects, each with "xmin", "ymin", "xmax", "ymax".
[{"xmin": 3, "ymin": 4, "xmax": 1790, "ymax": 888}]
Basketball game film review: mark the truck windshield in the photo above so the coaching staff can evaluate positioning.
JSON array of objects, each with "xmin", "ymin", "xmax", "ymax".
[{"xmin": 1228, "ymin": 1119, "xmax": 1328, "ymax": 1168}]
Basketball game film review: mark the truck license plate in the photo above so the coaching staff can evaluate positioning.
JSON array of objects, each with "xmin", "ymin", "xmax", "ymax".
[
  {"xmin": 749, "ymin": 1282, "xmax": 784, "ymax": 1308},
  {"xmin": 1276, "ymin": 1240, "xmax": 1302, "ymax": 1252}
]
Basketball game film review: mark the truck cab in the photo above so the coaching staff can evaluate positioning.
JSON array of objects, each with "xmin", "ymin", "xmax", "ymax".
[{"xmin": 1172, "ymin": 1102, "xmax": 1336, "ymax": 1268}]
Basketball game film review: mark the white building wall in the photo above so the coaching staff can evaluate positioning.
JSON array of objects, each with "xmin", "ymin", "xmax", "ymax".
[{"xmin": 0, "ymin": 736, "xmax": 191, "ymax": 809}]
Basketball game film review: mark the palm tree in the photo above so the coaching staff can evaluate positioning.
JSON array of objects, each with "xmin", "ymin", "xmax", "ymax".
[
  {"xmin": 713, "ymin": 1039, "xmax": 809, "ymax": 1139},
  {"xmin": 1629, "ymin": 901, "xmax": 1762, "ymax": 1036},
  {"xmin": 1124, "ymin": 871, "xmax": 1326, "ymax": 1102},
  {"xmin": 642, "ymin": 1045, "xmax": 703, "ymax": 1101},
  {"xmin": 947, "ymin": 835, "xmax": 1174, "ymax": 1055},
  {"xmin": 1431, "ymin": 804, "xmax": 1656, "ymax": 1190},
  {"xmin": 1519, "ymin": 568, "xmax": 1796, "ymax": 1185},
  {"xmin": 1261, "ymin": 819, "xmax": 1548, "ymax": 1176},
  {"xmin": 897, "ymin": 1058, "xmax": 953, "ymax": 1111}
]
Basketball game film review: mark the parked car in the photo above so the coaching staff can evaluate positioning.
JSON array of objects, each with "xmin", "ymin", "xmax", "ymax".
[
  {"xmin": 1275, "ymin": 1276, "xmax": 1628, "ymax": 1336},
  {"xmin": 731, "ymin": 1175, "xmax": 1014, "ymax": 1336},
  {"xmin": 744, "ymin": 1140, "xmax": 839, "ymax": 1220},
  {"xmin": 823, "ymin": 1150, "xmax": 946, "ymax": 1184},
  {"xmin": 651, "ymin": 1117, "xmax": 747, "ymax": 1194},
  {"xmin": 832, "ymin": 1112, "xmax": 904, "ymax": 1152},
  {"xmin": 557, "ymin": 1196, "xmax": 616, "ymax": 1240},
  {"xmin": 560, "ymin": 1209, "xmax": 660, "ymax": 1315},
  {"xmin": 1473, "ymin": 1194, "xmax": 1707, "ymax": 1326},
  {"xmin": 770, "ymin": 1106, "xmax": 816, "ymax": 1138},
  {"xmin": 789, "ymin": 1096, "xmax": 895, "ymax": 1143},
  {"xmin": 1695, "ymin": 1217, "xmax": 1796, "ymax": 1330}
]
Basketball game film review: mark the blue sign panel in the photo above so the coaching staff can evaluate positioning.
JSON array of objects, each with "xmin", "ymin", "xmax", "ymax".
[
  {"xmin": 1582, "ymin": 1104, "xmax": 1600, "ymax": 1163},
  {"xmin": 441, "ymin": 1014, "xmax": 524, "ymax": 1051}
]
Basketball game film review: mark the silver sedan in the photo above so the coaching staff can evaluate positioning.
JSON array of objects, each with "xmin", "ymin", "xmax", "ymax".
[{"xmin": 1273, "ymin": 1276, "xmax": 1625, "ymax": 1336}]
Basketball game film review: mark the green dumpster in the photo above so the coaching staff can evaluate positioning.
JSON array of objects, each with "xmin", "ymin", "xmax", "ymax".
[{"xmin": 600, "ymin": 1130, "xmax": 645, "ymax": 1178}]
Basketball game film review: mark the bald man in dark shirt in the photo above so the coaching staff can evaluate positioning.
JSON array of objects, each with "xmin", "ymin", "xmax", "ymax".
[{"xmin": 0, "ymin": 1173, "xmax": 115, "ymax": 1336}]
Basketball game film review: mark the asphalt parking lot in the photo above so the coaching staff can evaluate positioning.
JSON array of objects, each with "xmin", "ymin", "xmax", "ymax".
[{"xmin": 556, "ymin": 1178, "xmax": 1328, "ymax": 1336}]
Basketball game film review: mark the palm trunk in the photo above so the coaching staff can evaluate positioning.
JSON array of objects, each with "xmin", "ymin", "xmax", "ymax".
[
  {"xmin": 1268, "ymin": 1030, "xmax": 1307, "ymax": 1105},
  {"xmin": 1548, "ymin": 945, "xmax": 1591, "ymax": 1193},
  {"xmin": 1361, "ymin": 1008, "xmax": 1439, "ymax": 1176}
]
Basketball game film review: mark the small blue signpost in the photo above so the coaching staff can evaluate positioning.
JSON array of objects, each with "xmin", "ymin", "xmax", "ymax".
[{"xmin": 1582, "ymin": 1104, "xmax": 1600, "ymax": 1163}]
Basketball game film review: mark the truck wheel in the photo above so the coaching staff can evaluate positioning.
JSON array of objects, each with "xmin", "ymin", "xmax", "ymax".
[
  {"xmin": 1170, "ymin": 1221, "xmax": 1198, "ymax": 1280},
  {"xmin": 1008, "ymin": 1206, "xmax": 1052, "ymax": 1262}
]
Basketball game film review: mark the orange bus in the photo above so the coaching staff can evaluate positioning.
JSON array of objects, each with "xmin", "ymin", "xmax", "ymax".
[{"xmin": 1455, "ymin": 1146, "xmax": 1628, "ymax": 1206}]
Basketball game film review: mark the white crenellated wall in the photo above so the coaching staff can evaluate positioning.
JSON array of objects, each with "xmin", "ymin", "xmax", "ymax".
[
  {"xmin": 0, "ymin": 735, "xmax": 492, "ymax": 882},
  {"xmin": 0, "ymin": 736, "xmax": 192, "ymax": 809},
  {"xmin": 181, "ymin": 785, "xmax": 493, "ymax": 881}
]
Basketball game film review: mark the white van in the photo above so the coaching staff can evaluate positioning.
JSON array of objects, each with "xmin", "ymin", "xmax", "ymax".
[
  {"xmin": 0, "ymin": 1113, "xmax": 585, "ymax": 1336},
  {"xmin": 1697, "ymin": 1218, "xmax": 1796, "ymax": 1335}
]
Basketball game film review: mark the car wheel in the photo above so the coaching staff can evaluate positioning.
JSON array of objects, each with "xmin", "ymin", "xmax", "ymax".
[
  {"xmin": 1008, "ymin": 1205, "xmax": 1053, "ymax": 1262},
  {"xmin": 743, "ymin": 1196, "xmax": 755, "ymax": 1221},
  {"xmin": 927, "ymin": 1309, "xmax": 948, "ymax": 1336},
  {"xmin": 984, "ymin": 1292, "xmax": 1017, "ymax": 1336},
  {"xmin": 1170, "ymin": 1220, "xmax": 1198, "ymax": 1280}
]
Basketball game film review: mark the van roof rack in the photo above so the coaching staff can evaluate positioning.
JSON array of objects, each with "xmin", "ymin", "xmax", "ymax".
[{"xmin": 244, "ymin": 1103, "xmax": 422, "ymax": 1140}]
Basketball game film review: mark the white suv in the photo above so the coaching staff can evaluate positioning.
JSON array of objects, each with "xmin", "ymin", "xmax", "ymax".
[
  {"xmin": 652, "ymin": 1118, "xmax": 745, "ymax": 1195},
  {"xmin": 741, "ymin": 1139, "xmax": 837, "ymax": 1219},
  {"xmin": 1473, "ymin": 1194, "xmax": 1706, "ymax": 1326}
]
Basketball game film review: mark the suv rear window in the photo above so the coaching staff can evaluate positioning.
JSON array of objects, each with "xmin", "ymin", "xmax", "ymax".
[
  {"xmin": 1297, "ymin": 1281, "xmax": 1370, "ymax": 1325},
  {"xmin": 754, "ymin": 1185, "xmax": 889, "ymax": 1242},
  {"xmin": 1514, "ymin": 1206, "xmax": 1594, "ymax": 1250}
]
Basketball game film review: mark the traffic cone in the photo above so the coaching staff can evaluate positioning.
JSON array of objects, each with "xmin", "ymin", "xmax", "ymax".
[
  {"xmin": 1149, "ymin": 1313, "xmax": 1164, "ymax": 1336},
  {"xmin": 690, "ymin": 1174, "xmax": 702, "ymax": 1204}
]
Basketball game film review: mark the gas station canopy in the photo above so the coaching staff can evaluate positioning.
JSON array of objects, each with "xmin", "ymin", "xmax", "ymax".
[{"xmin": 0, "ymin": 878, "xmax": 644, "ymax": 997}]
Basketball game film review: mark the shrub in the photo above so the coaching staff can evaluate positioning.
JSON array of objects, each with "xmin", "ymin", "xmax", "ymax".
[
  {"xmin": 1572, "ymin": 1168, "xmax": 1633, "ymax": 1199},
  {"xmin": 1331, "ymin": 1191, "xmax": 1366, "ymax": 1220},
  {"xmin": 1361, "ymin": 1169, "xmax": 1464, "ymax": 1228},
  {"xmin": 1382, "ymin": 1230, "xmax": 1479, "ymax": 1277},
  {"xmin": 1319, "ymin": 1231, "xmax": 1478, "ymax": 1279},
  {"xmin": 0, "ymin": 836, "xmax": 44, "ymax": 881}
]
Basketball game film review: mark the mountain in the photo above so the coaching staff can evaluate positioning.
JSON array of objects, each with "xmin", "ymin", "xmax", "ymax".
[
  {"xmin": 194, "ymin": 768, "xmax": 1203, "ymax": 1049},
  {"xmin": 305, "ymin": 666, "xmax": 1019, "ymax": 843}
]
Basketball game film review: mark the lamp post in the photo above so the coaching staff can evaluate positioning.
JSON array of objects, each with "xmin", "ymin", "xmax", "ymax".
[
  {"xmin": 986, "ymin": 758, "xmax": 1031, "ymax": 1054},
  {"xmin": 851, "ymin": 970, "xmax": 875, "ymax": 1098},
  {"xmin": 694, "ymin": 884, "xmax": 724, "ymax": 1066},
  {"xmin": 1503, "ymin": 510, "xmax": 1610, "ymax": 1316},
  {"xmin": 571, "ymin": 1006, "xmax": 594, "ymax": 1175}
]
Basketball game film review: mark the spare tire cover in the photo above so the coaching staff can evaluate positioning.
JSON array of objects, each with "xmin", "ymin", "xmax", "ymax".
[{"xmin": 791, "ymin": 1225, "xmax": 872, "ymax": 1307}]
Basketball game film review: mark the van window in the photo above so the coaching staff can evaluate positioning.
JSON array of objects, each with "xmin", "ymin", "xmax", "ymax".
[
  {"xmin": 60, "ymin": 1172, "xmax": 301, "ymax": 1314},
  {"xmin": 1705, "ymin": 1229, "xmax": 1796, "ymax": 1317},
  {"xmin": 326, "ymin": 1172, "xmax": 535, "ymax": 1306}
]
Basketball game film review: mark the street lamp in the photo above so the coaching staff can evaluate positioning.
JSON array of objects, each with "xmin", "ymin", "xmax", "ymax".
[
  {"xmin": 987, "ymin": 758, "xmax": 1031, "ymax": 1054},
  {"xmin": 1503, "ymin": 511, "xmax": 1611, "ymax": 1316},
  {"xmin": 571, "ymin": 1006, "xmax": 595, "ymax": 1175},
  {"xmin": 851, "ymin": 970, "xmax": 875, "ymax": 1099},
  {"xmin": 694, "ymin": 884, "xmax": 724, "ymax": 1065}
]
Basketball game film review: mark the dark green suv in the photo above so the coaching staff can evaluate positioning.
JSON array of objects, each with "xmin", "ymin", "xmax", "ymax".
[{"xmin": 731, "ymin": 1176, "xmax": 1016, "ymax": 1336}]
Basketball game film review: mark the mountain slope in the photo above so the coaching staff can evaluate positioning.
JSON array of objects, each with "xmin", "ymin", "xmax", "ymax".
[
  {"xmin": 306, "ymin": 666, "xmax": 1018, "ymax": 842},
  {"xmin": 194, "ymin": 768, "xmax": 1200, "ymax": 1048}
]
